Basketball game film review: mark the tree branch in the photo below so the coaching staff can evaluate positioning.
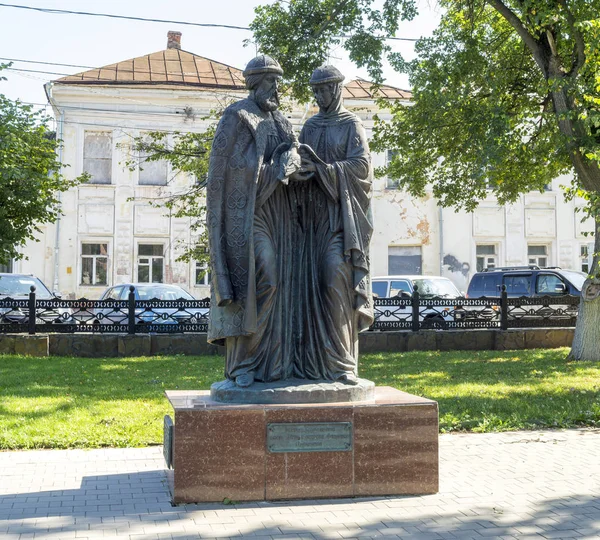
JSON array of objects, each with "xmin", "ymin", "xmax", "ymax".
[
  {"xmin": 558, "ymin": 0, "xmax": 586, "ymax": 77},
  {"xmin": 310, "ymin": 0, "xmax": 351, "ymax": 39},
  {"xmin": 529, "ymin": 96, "xmax": 551, "ymax": 144},
  {"xmin": 488, "ymin": 0, "xmax": 549, "ymax": 76}
]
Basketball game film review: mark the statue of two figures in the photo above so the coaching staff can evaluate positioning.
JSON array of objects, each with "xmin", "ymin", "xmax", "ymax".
[{"xmin": 206, "ymin": 55, "xmax": 373, "ymax": 391}]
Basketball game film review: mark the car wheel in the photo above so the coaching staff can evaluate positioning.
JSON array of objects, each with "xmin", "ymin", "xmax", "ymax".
[{"xmin": 422, "ymin": 316, "xmax": 447, "ymax": 330}]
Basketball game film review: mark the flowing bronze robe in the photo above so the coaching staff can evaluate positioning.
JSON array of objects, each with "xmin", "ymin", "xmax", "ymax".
[
  {"xmin": 206, "ymin": 97, "xmax": 296, "ymax": 381},
  {"xmin": 292, "ymin": 103, "xmax": 374, "ymax": 380}
]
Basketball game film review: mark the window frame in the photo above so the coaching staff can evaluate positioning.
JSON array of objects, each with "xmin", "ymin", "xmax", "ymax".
[
  {"xmin": 138, "ymin": 132, "xmax": 169, "ymax": 186},
  {"xmin": 527, "ymin": 244, "xmax": 549, "ymax": 268},
  {"xmin": 475, "ymin": 244, "xmax": 498, "ymax": 272},
  {"xmin": 580, "ymin": 243, "xmax": 593, "ymax": 274},
  {"xmin": 80, "ymin": 242, "xmax": 109, "ymax": 287},
  {"xmin": 388, "ymin": 245, "xmax": 422, "ymax": 275},
  {"xmin": 136, "ymin": 243, "xmax": 165, "ymax": 284},
  {"xmin": 385, "ymin": 149, "xmax": 400, "ymax": 189},
  {"xmin": 83, "ymin": 130, "xmax": 113, "ymax": 185},
  {"xmin": 195, "ymin": 260, "xmax": 211, "ymax": 286}
]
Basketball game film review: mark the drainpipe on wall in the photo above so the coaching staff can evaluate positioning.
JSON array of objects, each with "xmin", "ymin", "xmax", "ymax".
[
  {"xmin": 439, "ymin": 206, "xmax": 444, "ymax": 275},
  {"xmin": 46, "ymin": 82, "xmax": 63, "ymax": 293}
]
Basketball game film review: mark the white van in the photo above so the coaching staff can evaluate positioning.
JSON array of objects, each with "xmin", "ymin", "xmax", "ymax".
[{"xmin": 371, "ymin": 275, "xmax": 463, "ymax": 330}]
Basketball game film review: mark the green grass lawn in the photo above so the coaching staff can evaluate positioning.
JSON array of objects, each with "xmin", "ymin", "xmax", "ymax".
[{"xmin": 0, "ymin": 348, "xmax": 599, "ymax": 449}]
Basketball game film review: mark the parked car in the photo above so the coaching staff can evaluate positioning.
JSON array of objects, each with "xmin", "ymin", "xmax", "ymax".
[
  {"xmin": 0, "ymin": 273, "xmax": 74, "ymax": 324},
  {"xmin": 466, "ymin": 266, "xmax": 585, "ymax": 298},
  {"xmin": 465, "ymin": 266, "xmax": 585, "ymax": 322},
  {"xmin": 91, "ymin": 283, "xmax": 208, "ymax": 326},
  {"xmin": 371, "ymin": 275, "xmax": 464, "ymax": 329}
]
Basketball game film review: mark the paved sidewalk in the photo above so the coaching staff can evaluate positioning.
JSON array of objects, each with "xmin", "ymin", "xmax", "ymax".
[{"xmin": 1, "ymin": 429, "xmax": 599, "ymax": 540}]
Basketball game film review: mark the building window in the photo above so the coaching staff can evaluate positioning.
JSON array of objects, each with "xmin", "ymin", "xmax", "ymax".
[
  {"xmin": 81, "ymin": 243, "xmax": 108, "ymax": 285},
  {"xmin": 581, "ymin": 244, "xmax": 593, "ymax": 274},
  {"xmin": 195, "ymin": 246, "xmax": 211, "ymax": 285},
  {"xmin": 528, "ymin": 245, "xmax": 548, "ymax": 268},
  {"xmin": 0, "ymin": 260, "xmax": 13, "ymax": 273},
  {"xmin": 138, "ymin": 133, "xmax": 168, "ymax": 186},
  {"xmin": 385, "ymin": 149, "xmax": 399, "ymax": 189},
  {"xmin": 138, "ymin": 244, "xmax": 164, "ymax": 283},
  {"xmin": 476, "ymin": 245, "xmax": 497, "ymax": 272},
  {"xmin": 388, "ymin": 246, "xmax": 422, "ymax": 275},
  {"xmin": 195, "ymin": 261, "xmax": 211, "ymax": 285},
  {"xmin": 83, "ymin": 131, "xmax": 112, "ymax": 184}
]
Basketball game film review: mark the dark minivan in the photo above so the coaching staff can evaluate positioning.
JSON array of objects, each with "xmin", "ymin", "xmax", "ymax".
[{"xmin": 466, "ymin": 266, "xmax": 586, "ymax": 298}]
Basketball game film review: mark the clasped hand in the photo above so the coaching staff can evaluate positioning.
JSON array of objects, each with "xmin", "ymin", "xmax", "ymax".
[{"xmin": 290, "ymin": 149, "xmax": 316, "ymax": 181}]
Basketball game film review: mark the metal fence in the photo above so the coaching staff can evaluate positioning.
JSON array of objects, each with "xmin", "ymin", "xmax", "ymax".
[
  {"xmin": 372, "ymin": 286, "xmax": 579, "ymax": 331},
  {"xmin": 0, "ymin": 285, "xmax": 580, "ymax": 335}
]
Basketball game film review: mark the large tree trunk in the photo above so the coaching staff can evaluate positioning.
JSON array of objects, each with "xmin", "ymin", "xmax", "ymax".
[
  {"xmin": 569, "ymin": 214, "xmax": 600, "ymax": 361},
  {"xmin": 549, "ymin": 87, "xmax": 600, "ymax": 361},
  {"xmin": 490, "ymin": 2, "xmax": 600, "ymax": 360}
]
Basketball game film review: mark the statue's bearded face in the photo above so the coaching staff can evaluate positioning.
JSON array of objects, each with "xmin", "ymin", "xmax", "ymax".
[
  {"xmin": 254, "ymin": 73, "xmax": 281, "ymax": 112},
  {"xmin": 312, "ymin": 82, "xmax": 339, "ymax": 110}
]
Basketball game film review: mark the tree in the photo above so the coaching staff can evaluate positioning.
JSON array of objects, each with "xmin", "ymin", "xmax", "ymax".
[
  {"xmin": 0, "ymin": 66, "xmax": 82, "ymax": 265},
  {"xmin": 122, "ymin": 122, "xmax": 217, "ymax": 265},
  {"xmin": 251, "ymin": 0, "xmax": 600, "ymax": 361}
]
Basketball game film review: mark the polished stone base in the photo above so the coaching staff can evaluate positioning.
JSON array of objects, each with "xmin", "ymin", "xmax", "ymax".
[
  {"xmin": 210, "ymin": 378, "xmax": 375, "ymax": 404},
  {"xmin": 166, "ymin": 387, "xmax": 438, "ymax": 503}
]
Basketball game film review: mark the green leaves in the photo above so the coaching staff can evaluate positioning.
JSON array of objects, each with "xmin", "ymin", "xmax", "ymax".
[
  {"xmin": 0, "ymin": 84, "xmax": 82, "ymax": 264},
  {"xmin": 250, "ymin": 0, "xmax": 417, "ymax": 102},
  {"xmin": 122, "ymin": 118, "xmax": 219, "ymax": 264},
  {"xmin": 252, "ymin": 0, "xmax": 600, "ymax": 212}
]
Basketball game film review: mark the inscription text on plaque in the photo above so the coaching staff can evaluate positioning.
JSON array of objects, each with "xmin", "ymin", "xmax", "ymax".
[{"xmin": 267, "ymin": 422, "xmax": 352, "ymax": 453}]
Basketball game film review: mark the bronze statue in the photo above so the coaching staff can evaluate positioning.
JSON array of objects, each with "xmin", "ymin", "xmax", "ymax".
[
  {"xmin": 207, "ymin": 59, "xmax": 373, "ymax": 389},
  {"xmin": 291, "ymin": 65, "xmax": 374, "ymax": 385},
  {"xmin": 206, "ymin": 55, "xmax": 302, "ymax": 387}
]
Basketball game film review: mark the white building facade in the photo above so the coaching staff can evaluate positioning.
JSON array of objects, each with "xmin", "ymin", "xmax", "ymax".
[{"xmin": 15, "ymin": 32, "xmax": 594, "ymax": 298}]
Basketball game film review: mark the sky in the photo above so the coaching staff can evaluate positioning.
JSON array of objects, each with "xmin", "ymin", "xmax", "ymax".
[{"xmin": 0, "ymin": 0, "xmax": 442, "ymax": 112}]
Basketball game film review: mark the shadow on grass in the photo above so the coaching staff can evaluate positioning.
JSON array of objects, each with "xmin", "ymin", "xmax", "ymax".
[{"xmin": 0, "ymin": 469, "xmax": 598, "ymax": 538}]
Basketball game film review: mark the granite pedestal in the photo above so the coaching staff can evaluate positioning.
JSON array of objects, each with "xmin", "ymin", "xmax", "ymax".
[{"xmin": 165, "ymin": 386, "xmax": 438, "ymax": 503}]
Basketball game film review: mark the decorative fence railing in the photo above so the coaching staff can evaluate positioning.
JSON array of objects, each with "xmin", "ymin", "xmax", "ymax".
[
  {"xmin": 0, "ymin": 285, "xmax": 580, "ymax": 335},
  {"xmin": 371, "ymin": 286, "xmax": 579, "ymax": 331}
]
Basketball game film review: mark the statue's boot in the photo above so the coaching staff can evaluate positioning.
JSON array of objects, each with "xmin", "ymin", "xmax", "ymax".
[
  {"xmin": 235, "ymin": 372, "xmax": 255, "ymax": 388},
  {"xmin": 337, "ymin": 372, "xmax": 358, "ymax": 386}
]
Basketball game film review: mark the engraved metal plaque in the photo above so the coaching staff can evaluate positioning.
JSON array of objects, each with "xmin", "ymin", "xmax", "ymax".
[{"xmin": 267, "ymin": 422, "xmax": 352, "ymax": 453}]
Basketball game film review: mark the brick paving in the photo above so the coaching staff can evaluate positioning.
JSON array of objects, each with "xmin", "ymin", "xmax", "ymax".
[{"xmin": 0, "ymin": 429, "xmax": 599, "ymax": 539}]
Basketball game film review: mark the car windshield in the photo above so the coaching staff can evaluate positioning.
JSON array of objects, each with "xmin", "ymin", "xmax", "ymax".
[
  {"xmin": 136, "ymin": 286, "xmax": 194, "ymax": 300},
  {"xmin": 413, "ymin": 278, "xmax": 460, "ymax": 298},
  {"xmin": 560, "ymin": 270, "xmax": 587, "ymax": 291},
  {"xmin": 0, "ymin": 275, "xmax": 53, "ymax": 299}
]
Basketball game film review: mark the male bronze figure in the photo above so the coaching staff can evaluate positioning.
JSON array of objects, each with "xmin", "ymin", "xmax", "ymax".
[{"xmin": 206, "ymin": 55, "xmax": 302, "ymax": 388}]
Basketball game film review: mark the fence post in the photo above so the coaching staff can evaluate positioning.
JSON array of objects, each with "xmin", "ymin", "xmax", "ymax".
[
  {"xmin": 500, "ymin": 285, "xmax": 508, "ymax": 330},
  {"xmin": 128, "ymin": 286, "xmax": 136, "ymax": 335},
  {"xmin": 28, "ymin": 286, "xmax": 36, "ymax": 335},
  {"xmin": 411, "ymin": 284, "xmax": 420, "ymax": 332}
]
